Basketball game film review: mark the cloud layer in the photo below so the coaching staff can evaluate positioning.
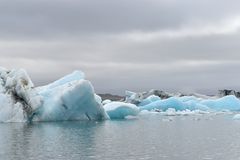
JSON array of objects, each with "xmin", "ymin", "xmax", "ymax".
[{"xmin": 1, "ymin": 0, "xmax": 240, "ymax": 95}]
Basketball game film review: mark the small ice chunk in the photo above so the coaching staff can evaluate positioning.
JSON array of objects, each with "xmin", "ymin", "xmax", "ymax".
[
  {"xmin": 102, "ymin": 99, "xmax": 112, "ymax": 105},
  {"xmin": 163, "ymin": 108, "xmax": 177, "ymax": 116},
  {"xmin": 233, "ymin": 114, "xmax": 240, "ymax": 120},
  {"xmin": 103, "ymin": 102, "xmax": 140, "ymax": 119}
]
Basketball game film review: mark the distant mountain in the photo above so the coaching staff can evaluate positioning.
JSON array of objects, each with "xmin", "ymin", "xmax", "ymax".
[
  {"xmin": 99, "ymin": 89, "xmax": 240, "ymax": 104},
  {"xmin": 98, "ymin": 93, "xmax": 124, "ymax": 101}
]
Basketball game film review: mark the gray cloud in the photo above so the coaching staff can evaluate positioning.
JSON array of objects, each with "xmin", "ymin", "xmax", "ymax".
[
  {"xmin": 1, "ymin": 0, "xmax": 240, "ymax": 95},
  {"xmin": 1, "ymin": 0, "xmax": 240, "ymax": 39}
]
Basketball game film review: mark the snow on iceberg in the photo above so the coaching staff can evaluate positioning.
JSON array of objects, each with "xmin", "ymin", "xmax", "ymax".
[
  {"xmin": 0, "ymin": 67, "xmax": 38, "ymax": 122},
  {"xmin": 103, "ymin": 102, "xmax": 140, "ymax": 119},
  {"xmin": 0, "ymin": 67, "xmax": 108, "ymax": 122}
]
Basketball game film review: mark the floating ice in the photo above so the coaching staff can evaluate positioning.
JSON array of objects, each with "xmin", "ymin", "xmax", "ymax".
[
  {"xmin": 201, "ymin": 95, "xmax": 240, "ymax": 111},
  {"xmin": 138, "ymin": 95, "xmax": 161, "ymax": 106},
  {"xmin": 139, "ymin": 95, "xmax": 240, "ymax": 112},
  {"xmin": 139, "ymin": 97, "xmax": 206, "ymax": 111},
  {"xmin": 0, "ymin": 67, "xmax": 108, "ymax": 122},
  {"xmin": 160, "ymin": 109, "xmax": 209, "ymax": 116},
  {"xmin": 163, "ymin": 108, "xmax": 177, "ymax": 116},
  {"xmin": 102, "ymin": 99, "xmax": 112, "ymax": 105},
  {"xmin": 1, "ymin": 67, "xmax": 240, "ymax": 123},
  {"xmin": 233, "ymin": 114, "xmax": 240, "ymax": 120},
  {"xmin": 33, "ymin": 79, "xmax": 108, "ymax": 121},
  {"xmin": 103, "ymin": 102, "xmax": 140, "ymax": 119},
  {"xmin": 0, "ymin": 68, "xmax": 37, "ymax": 122},
  {"xmin": 124, "ymin": 90, "xmax": 213, "ymax": 105}
]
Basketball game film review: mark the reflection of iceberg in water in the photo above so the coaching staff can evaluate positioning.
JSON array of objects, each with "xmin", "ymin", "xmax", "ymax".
[
  {"xmin": 1, "ymin": 67, "xmax": 240, "ymax": 122},
  {"xmin": 0, "ymin": 121, "xmax": 103, "ymax": 159}
]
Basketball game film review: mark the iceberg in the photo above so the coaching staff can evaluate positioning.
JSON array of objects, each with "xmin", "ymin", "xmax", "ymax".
[
  {"xmin": 0, "ymin": 67, "xmax": 38, "ymax": 122},
  {"xmin": 124, "ymin": 90, "xmax": 213, "ymax": 105},
  {"xmin": 33, "ymin": 79, "xmax": 108, "ymax": 121},
  {"xmin": 140, "ymin": 97, "xmax": 208, "ymax": 111},
  {"xmin": 102, "ymin": 99, "xmax": 112, "ymax": 105},
  {"xmin": 125, "ymin": 90, "xmax": 173, "ymax": 105},
  {"xmin": 138, "ymin": 95, "xmax": 161, "ymax": 106},
  {"xmin": 1, "ymin": 67, "xmax": 240, "ymax": 123},
  {"xmin": 140, "ymin": 97, "xmax": 187, "ymax": 111},
  {"xmin": 233, "ymin": 114, "xmax": 240, "ymax": 120},
  {"xmin": 103, "ymin": 102, "xmax": 140, "ymax": 119},
  {"xmin": 0, "ymin": 67, "xmax": 108, "ymax": 122},
  {"xmin": 139, "ymin": 95, "xmax": 240, "ymax": 112},
  {"xmin": 201, "ymin": 95, "xmax": 240, "ymax": 111},
  {"xmin": 218, "ymin": 89, "xmax": 240, "ymax": 98}
]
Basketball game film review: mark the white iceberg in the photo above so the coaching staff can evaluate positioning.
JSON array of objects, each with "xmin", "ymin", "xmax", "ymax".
[
  {"xmin": 0, "ymin": 67, "xmax": 108, "ymax": 122},
  {"xmin": 0, "ymin": 67, "xmax": 37, "ymax": 122},
  {"xmin": 102, "ymin": 99, "xmax": 112, "ymax": 105},
  {"xmin": 233, "ymin": 114, "xmax": 240, "ymax": 120},
  {"xmin": 139, "ymin": 97, "xmax": 205, "ymax": 111}
]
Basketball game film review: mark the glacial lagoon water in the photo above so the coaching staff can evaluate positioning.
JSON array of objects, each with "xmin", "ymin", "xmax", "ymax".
[{"xmin": 1, "ymin": 113, "xmax": 240, "ymax": 160}]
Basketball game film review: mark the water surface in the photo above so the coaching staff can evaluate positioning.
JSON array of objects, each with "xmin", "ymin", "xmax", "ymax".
[{"xmin": 1, "ymin": 114, "xmax": 240, "ymax": 160}]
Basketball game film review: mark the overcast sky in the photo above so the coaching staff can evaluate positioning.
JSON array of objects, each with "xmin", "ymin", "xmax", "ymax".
[{"xmin": 1, "ymin": 0, "xmax": 240, "ymax": 95}]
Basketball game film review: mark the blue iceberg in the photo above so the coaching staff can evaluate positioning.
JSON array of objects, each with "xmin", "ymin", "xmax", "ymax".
[
  {"xmin": 201, "ymin": 95, "xmax": 240, "ymax": 111},
  {"xmin": 139, "ymin": 95, "xmax": 240, "ymax": 112},
  {"xmin": 1, "ymin": 67, "xmax": 240, "ymax": 123},
  {"xmin": 103, "ymin": 102, "xmax": 139, "ymax": 119},
  {"xmin": 138, "ymin": 95, "xmax": 161, "ymax": 106}
]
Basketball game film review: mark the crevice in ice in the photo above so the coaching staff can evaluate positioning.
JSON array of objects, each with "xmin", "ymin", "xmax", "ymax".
[
  {"xmin": 62, "ymin": 103, "xmax": 68, "ymax": 110},
  {"xmin": 85, "ymin": 112, "xmax": 91, "ymax": 120},
  {"xmin": 11, "ymin": 90, "xmax": 33, "ymax": 118}
]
